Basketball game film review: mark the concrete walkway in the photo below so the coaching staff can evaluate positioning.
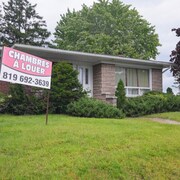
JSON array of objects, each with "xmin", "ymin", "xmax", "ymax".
[{"xmin": 148, "ymin": 118, "xmax": 180, "ymax": 125}]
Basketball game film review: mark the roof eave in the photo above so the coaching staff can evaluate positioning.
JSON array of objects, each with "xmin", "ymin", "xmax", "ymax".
[{"xmin": 6, "ymin": 44, "xmax": 170, "ymax": 69}]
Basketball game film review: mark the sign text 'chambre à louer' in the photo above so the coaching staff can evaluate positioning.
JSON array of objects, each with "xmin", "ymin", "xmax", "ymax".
[{"xmin": 0, "ymin": 47, "xmax": 52, "ymax": 89}]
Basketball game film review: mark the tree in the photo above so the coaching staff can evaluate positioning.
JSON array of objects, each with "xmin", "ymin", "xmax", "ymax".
[
  {"xmin": 0, "ymin": 5, "xmax": 5, "ymax": 46},
  {"xmin": 0, "ymin": 5, "xmax": 2, "ymax": 22},
  {"xmin": 115, "ymin": 79, "xmax": 126, "ymax": 109},
  {"xmin": 0, "ymin": 0, "xmax": 50, "ymax": 46},
  {"xmin": 50, "ymin": 62, "xmax": 86, "ymax": 114},
  {"xmin": 166, "ymin": 87, "xmax": 173, "ymax": 95},
  {"xmin": 54, "ymin": 0, "xmax": 160, "ymax": 59},
  {"xmin": 170, "ymin": 28, "xmax": 180, "ymax": 92}
]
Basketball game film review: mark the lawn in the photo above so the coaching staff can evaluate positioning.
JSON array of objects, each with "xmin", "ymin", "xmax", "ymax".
[
  {"xmin": 146, "ymin": 111, "xmax": 180, "ymax": 122},
  {"xmin": 0, "ymin": 113, "xmax": 180, "ymax": 179}
]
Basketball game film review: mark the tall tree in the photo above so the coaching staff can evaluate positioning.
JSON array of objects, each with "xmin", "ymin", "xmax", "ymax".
[
  {"xmin": 115, "ymin": 79, "xmax": 126, "ymax": 109},
  {"xmin": 54, "ymin": 0, "xmax": 160, "ymax": 59},
  {"xmin": 0, "ymin": 5, "xmax": 5, "ymax": 46},
  {"xmin": 50, "ymin": 62, "xmax": 86, "ymax": 114},
  {"xmin": 0, "ymin": 5, "xmax": 2, "ymax": 27},
  {"xmin": 0, "ymin": 0, "xmax": 50, "ymax": 46},
  {"xmin": 0, "ymin": 5, "xmax": 3, "ymax": 27},
  {"xmin": 170, "ymin": 28, "xmax": 180, "ymax": 92}
]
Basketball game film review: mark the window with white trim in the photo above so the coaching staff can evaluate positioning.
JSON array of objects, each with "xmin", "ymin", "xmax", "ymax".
[
  {"xmin": 115, "ymin": 67, "xmax": 150, "ymax": 96},
  {"xmin": 79, "ymin": 67, "xmax": 83, "ymax": 84},
  {"xmin": 85, "ymin": 68, "xmax": 89, "ymax": 84}
]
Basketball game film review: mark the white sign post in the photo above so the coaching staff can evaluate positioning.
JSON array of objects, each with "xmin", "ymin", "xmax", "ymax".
[{"xmin": 0, "ymin": 47, "xmax": 52, "ymax": 124}]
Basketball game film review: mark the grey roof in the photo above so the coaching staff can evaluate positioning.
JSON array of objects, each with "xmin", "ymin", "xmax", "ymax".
[{"xmin": 0, "ymin": 44, "xmax": 171, "ymax": 69}]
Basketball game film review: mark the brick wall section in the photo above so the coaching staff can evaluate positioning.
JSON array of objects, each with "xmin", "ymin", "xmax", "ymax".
[
  {"xmin": 0, "ymin": 81, "xmax": 10, "ymax": 94},
  {"xmin": 93, "ymin": 63, "xmax": 116, "ymax": 104},
  {"xmin": 152, "ymin": 69, "xmax": 162, "ymax": 91},
  {"xmin": 101, "ymin": 64, "xmax": 115, "ymax": 95},
  {"xmin": 93, "ymin": 64, "xmax": 105, "ymax": 100}
]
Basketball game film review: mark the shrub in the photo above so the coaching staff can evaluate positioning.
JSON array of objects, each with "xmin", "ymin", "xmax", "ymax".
[
  {"xmin": 4, "ymin": 84, "xmax": 46, "ymax": 115},
  {"xmin": 123, "ymin": 93, "xmax": 180, "ymax": 117},
  {"xmin": 165, "ymin": 94, "xmax": 180, "ymax": 112},
  {"xmin": 115, "ymin": 79, "xmax": 126, "ymax": 109},
  {"xmin": 0, "ymin": 92, "xmax": 6, "ymax": 105},
  {"xmin": 143, "ymin": 90, "xmax": 165, "ymax": 96},
  {"xmin": 0, "ymin": 92, "xmax": 9, "ymax": 113},
  {"xmin": 67, "ymin": 97, "xmax": 124, "ymax": 119},
  {"xmin": 166, "ymin": 87, "xmax": 174, "ymax": 95},
  {"xmin": 50, "ymin": 62, "xmax": 86, "ymax": 114}
]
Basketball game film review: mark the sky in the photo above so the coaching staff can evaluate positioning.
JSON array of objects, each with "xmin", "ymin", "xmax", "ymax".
[{"xmin": 1, "ymin": 0, "xmax": 179, "ymax": 94}]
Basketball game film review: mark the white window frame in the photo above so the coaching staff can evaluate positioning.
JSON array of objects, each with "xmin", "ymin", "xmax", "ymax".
[{"xmin": 115, "ymin": 66, "xmax": 152, "ymax": 97}]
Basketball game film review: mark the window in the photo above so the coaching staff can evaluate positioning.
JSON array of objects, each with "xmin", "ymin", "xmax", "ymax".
[
  {"xmin": 128, "ymin": 88, "xmax": 139, "ymax": 95},
  {"xmin": 126, "ymin": 68, "xmax": 138, "ymax": 87},
  {"xmin": 85, "ymin": 68, "xmax": 89, "ymax": 84},
  {"xmin": 79, "ymin": 67, "xmax": 83, "ymax": 84},
  {"xmin": 115, "ymin": 67, "xmax": 125, "ymax": 84},
  {"xmin": 138, "ymin": 69, "xmax": 149, "ymax": 87},
  {"xmin": 115, "ymin": 66, "xmax": 150, "ymax": 96}
]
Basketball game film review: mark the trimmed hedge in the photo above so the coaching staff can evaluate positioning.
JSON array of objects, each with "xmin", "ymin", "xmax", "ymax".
[
  {"xmin": 123, "ymin": 93, "xmax": 180, "ymax": 117},
  {"xmin": 67, "ymin": 97, "xmax": 124, "ymax": 119}
]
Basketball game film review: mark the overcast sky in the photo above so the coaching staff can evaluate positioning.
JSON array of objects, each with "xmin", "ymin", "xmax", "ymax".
[{"xmin": 1, "ymin": 0, "xmax": 179, "ymax": 93}]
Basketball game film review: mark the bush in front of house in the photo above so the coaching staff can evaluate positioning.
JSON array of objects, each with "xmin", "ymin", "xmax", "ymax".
[
  {"xmin": 122, "ymin": 91, "xmax": 180, "ymax": 117},
  {"xmin": 2, "ymin": 84, "xmax": 46, "ymax": 115},
  {"xmin": 144, "ymin": 91, "xmax": 180, "ymax": 112},
  {"xmin": 165, "ymin": 94, "xmax": 180, "ymax": 112},
  {"xmin": 67, "ymin": 97, "xmax": 125, "ymax": 119},
  {"xmin": 166, "ymin": 87, "xmax": 174, "ymax": 95},
  {"xmin": 0, "ymin": 92, "xmax": 9, "ymax": 113},
  {"xmin": 50, "ymin": 62, "xmax": 86, "ymax": 114},
  {"xmin": 1, "ymin": 62, "xmax": 86, "ymax": 115},
  {"xmin": 123, "ymin": 94, "xmax": 165, "ymax": 117},
  {"xmin": 115, "ymin": 79, "xmax": 126, "ymax": 109}
]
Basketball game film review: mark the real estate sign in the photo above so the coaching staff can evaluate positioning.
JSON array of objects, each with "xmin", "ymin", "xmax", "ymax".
[{"xmin": 0, "ymin": 46, "xmax": 52, "ymax": 89}]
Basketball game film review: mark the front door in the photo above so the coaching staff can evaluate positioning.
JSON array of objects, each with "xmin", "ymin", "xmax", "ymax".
[{"xmin": 77, "ymin": 65, "xmax": 93, "ymax": 97}]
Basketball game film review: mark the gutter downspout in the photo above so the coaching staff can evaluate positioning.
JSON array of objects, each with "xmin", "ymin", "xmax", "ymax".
[{"xmin": 162, "ymin": 67, "xmax": 170, "ymax": 73}]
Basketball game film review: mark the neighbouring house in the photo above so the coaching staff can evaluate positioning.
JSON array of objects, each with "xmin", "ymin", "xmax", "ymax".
[{"xmin": 0, "ymin": 44, "xmax": 171, "ymax": 104}]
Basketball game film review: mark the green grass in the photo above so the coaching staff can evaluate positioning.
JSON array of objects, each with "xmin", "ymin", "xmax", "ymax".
[
  {"xmin": 0, "ymin": 113, "xmax": 180, "ymax": 179},
  {"xmin": 146, "ymin": 112, "xmax": 180, "ymax": 122}
]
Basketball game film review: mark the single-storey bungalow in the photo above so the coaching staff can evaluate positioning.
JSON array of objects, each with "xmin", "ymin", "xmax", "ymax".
[{"xmin": 0, "ymin": 44, "xmax": 171, "ymax": 104}]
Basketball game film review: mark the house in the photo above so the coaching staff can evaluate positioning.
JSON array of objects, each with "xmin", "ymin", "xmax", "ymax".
[{"xmin": 0, "ymin": 44, "xmax": 171, "ymax": 104}]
